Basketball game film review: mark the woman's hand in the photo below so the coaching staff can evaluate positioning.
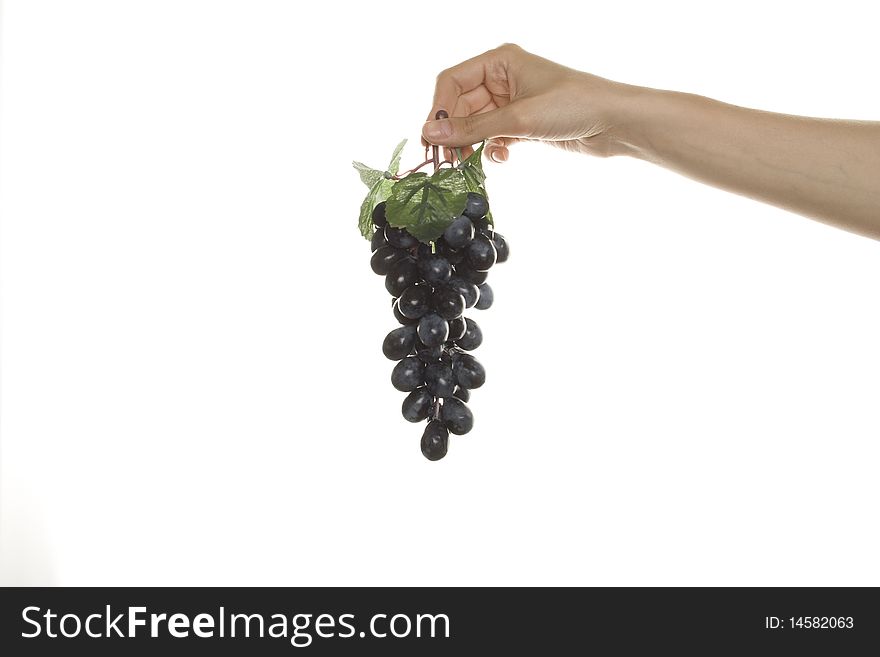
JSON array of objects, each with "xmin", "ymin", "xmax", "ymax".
[{"xmin": 422, "ymin": 43, "xmax": 631, "ymax": 162}]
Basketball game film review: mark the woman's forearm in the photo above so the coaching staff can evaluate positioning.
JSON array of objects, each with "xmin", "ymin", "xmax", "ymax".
[
  {"xmin": 613, "ymin": 87, "xmax": 880, "ymax": 239},
  {"xmin": 421, "ymin": 45, "xmax": 879, "ymax": 239}
]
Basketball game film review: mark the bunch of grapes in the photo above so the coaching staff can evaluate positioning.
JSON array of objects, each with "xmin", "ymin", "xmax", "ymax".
[{"xmin": 368, "ymin": 192, "xmax": 510, "ymax": 461}]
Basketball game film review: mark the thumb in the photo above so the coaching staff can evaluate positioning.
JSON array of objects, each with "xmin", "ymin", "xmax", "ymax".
[{"xmin": 422, "ymin": 105, "xmax": 522, "ymax": 147}]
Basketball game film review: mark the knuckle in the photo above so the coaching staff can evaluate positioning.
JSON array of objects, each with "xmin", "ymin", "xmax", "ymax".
[{"xmin": 496, "ymin": 42, "xmax": 522, "ymax": 54}]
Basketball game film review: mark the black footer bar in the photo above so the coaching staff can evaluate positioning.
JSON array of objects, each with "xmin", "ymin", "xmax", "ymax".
[{"xmin": 1, "ymin": 586, "xmax": 877, "ymax": 654}]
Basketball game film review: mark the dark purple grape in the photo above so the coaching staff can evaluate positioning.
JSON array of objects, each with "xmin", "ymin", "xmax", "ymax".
[
  {"xmin": 385, "ymin": 225, "xmax": 419, "ymax": 249},
  {"xmin": 417, "ymin": 312, "xmax": 449, "ymax": 347},
  {"xmin": 443, "ymin": 215, "xmax": 475, "ymax": 249},
  {"xmin": 453, "ymin": 353, "xmax": 485, "ymax": 389},
  {"xmin": 372, "ymin": 201, "xmax": 388, "ymax": 228},
  {"xmin": 453, "ymin": 261, "xmax": 488, "ymax": 285},
  {"xmin": 418, "ymin": 254, "xmax": 452, "ymax": 284},
  {"xmin": 466, "ymin": 234, "xmax": 497, "ymax": 271},
  {"xmin": 371, "ymin": 229, "xmax": 387, "ymax": 252},
  {"xmin": 447, "ymin": 317, "xmax": 466, "ymax": 341},
  {"xmin": 431, "ymin": 285, "xmax": 465, "ymax": 321},
  {"xmin": 456, "ymin": 317, "xmax": 483, "ymax": 351},
  {"xmin": 463, "ymin": 192, "xmax": 488, "ymax": 220},
  {"xmin": 492, "ymin": 232, "xmax": 509, "ymax": 263},
  {"xmin": 385, "ymin": 258, "xmax": 420, "ymax": 297},
  {"xmin": 425, "ymin": 363, "xmax": 456, "ymax": 398},
  {"xmin": 440, "ymin": 397, "xmax": 473, "ymax": 435},
  {"xmin": 402, "ymin": 387, "xmax": 434, "ymax": 423},
  {"xmin": 382, "ymin": 325, "xmax": 417, "ymax": 361},
  {"xmin": 420, "ymin": 420, "xmax": 449, "ymax": 461},
  {"xmin": 475, "ymin": 283, "xmax": 493, "ymax": 310},
  {"xmin": 371, "ymin": 246, "xmax": 406, "ymax": 276},
  {"xmin": 393, "ymin": 298, "xmax": 418, "ymax": 325},
  {"xmin": 447, "ymin": 276, "xmax": 480, "ymax": 308},
  {"xmin": 391, "ymin": 356, "xmax": 425, "ymax": 392},
  {"xmin": 453, "ymin": 386, "xmax": 470, "ymax": 402},
  {"xmin": 398, "ymin": 284, "xmax": 431, "ymax": 319}
]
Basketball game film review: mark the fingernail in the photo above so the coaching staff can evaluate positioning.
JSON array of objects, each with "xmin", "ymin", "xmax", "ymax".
[
  {"xmin": 497, "ymin": 149, "xmax": 508, "ymax": 162},
  {"xmin": 488, "ymin": 150, "xmax": 501, "ymax": 163},
  {"xmin": 423, "ymin": 119, "xmax": 453, "ymax": 141}
]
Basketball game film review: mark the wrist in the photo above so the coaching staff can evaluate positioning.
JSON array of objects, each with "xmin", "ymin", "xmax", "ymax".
[{"xmin": 603, "ymin": 83, "xmax": 678, "ymax": 160}]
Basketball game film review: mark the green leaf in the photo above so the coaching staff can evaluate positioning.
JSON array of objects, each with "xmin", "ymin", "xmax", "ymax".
[
  {"xmin": 357, "ymin": 178, "xmax": 393, "ymax": 240},
  {"xmin": 387, "ymin": 139, "xmax": 407, "ymax": 175},
  {"xmin": 352, "ymin": 161, "xmax": 384, "ymax": 189},
  {"xmin": 354, "ymin": 139, "xmax": 408, "ymax": 241},
  {"xmin": 458, "ymin": 141, "xmax": 486, "ymax": 193},
  {"xmin": 458, "ymin": 141, "xmax": 493, "ymax": 225},
  {"xmin": 386, "ymin": 168, "xmax": 469, "ymax": 242}
]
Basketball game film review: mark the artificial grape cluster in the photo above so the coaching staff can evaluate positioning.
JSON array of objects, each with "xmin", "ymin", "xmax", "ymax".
[{"xmin": 369, "ymin": 192, "xmax": 510, "ymax": 461}]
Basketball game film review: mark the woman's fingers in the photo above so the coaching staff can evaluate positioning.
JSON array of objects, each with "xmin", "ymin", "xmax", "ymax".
[
  {"xmin": 486, "ymin": 137, "xmax": 517, "ymax": 162},
  {"xmin": 430, "ymin": 52, "xmax": 493, "ymax": 123},
  {"xmin": 451, "ymin": 85, "xmax": 493, "ymax": 120}
]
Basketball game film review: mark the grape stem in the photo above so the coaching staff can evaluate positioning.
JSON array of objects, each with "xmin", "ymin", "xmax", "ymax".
[
  {"xmin": 432, "ymin": 110, "xmax": 448, "ymax": 173},
  {"xmin": 391, "ymin": 111, "xmax": 454, "ymax": 180},
  {"xmin": 391, "ymin": 158, "xmax": 434, "ymax": 180}
]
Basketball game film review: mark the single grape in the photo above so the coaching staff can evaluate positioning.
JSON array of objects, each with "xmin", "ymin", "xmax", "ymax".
[
  {"xmin": 385, "ymin": 258, "xmax": 420, "ymax": 297},
  {"xmin": 398, "ymin": 284, "xmax": 431, "ymax": 319},
  {"xmin": 385, "ymin": 225, "xmax": 419, "ymax": 249},
  {"xmin": 372, "ymin": 201, "xmax": 388, "ymax": 228},
  {"xmin": 456, "ymin": 317, "xmax": 483, "ymax": 351},
  {"xmin": 417, "ymin": 312, "xmax": 449, "ymax": 347},
  {"xmin": 466, "ymin": 234, "xmax": 497, "ymax": 271},
  {"xmin": 475, "ymin": 283, "xmax": 494, "ymax": 310},
  {"xmin": 443, "ymin": 215, "xmax": 475, "ymax": 249},
  {"xmin": 370, "ymin": 228, "xmax": 387, "ymax": 252},
  {"xmin": 453, "ymin": 353, "xmax": 485, "ymax": 389},
  {"xmin": 420, "ymin": 420, "xmax": 449, "ymax": 461},
  {"xmin": 440, "ymin": 397, "xmax": 474, "ymax": 435},
  {"xmin": 425, "ymin": 363, "xmax": 456, "ymax": 398},
  {"xmin": 391, "ymin": 356, "xmax": 425, "ymax": 392},
  {"xmin": 382, "ymin": 325, "xmax": 417, "ymax": 361},
  {"xmin": 447, "ymin": 316, "xmax": 466, "ymax": 341},
  {"xmin": 418, "ymin": 254, "xmax": 452, "ymax": 284},
  {"xmin": 402, "ymin": 387, "xmax": 435, "ymax": 423},
  {"xmin": 431, "ymin": 285, "xmax": 465, "ymax": 321},
  {"xmin": 370, "ymin": 246, "xmax": 407, "ymax": 276},
  {"xmin": 453, "ymin": 386, "xmax": 470, "ymax": 402},
  {"xmin": 392, "ymin": 299, "xmax": 418, "ymax": 326},
  {"xmin": 463, "ymin": 192, "xmax": 489, "ymax": 220},
  {"xmin": 447, "ymin": 276, "xmax": 480, "ymax": 308},
  {"xmin": 453, "ymin": 261, "xmax": 488, "ymax": 285},
  {"xmin": 492, "ymin": 232, "xmax": 510, "ymax": 263}
]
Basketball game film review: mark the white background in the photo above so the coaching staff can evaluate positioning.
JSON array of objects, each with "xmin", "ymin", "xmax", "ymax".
[{"xmin": 1, "ymin": 0, "xmax": 879, "ymax": 586}]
